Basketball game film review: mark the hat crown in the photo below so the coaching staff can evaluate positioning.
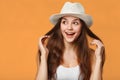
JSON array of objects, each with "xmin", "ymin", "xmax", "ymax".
[{"xmin": 60, "ymin": 2, "xmax": 85, "ymax": 14}]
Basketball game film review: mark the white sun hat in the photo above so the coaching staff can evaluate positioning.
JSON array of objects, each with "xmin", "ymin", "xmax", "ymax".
[{"xmin": 49, "ymin": 2, "xmax": 93, "ymax": 27}]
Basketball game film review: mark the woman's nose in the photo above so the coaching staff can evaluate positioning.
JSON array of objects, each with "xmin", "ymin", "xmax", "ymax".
[{"xmin": 67, "ymin": 23, "xmax": 73, "ymax": 30}]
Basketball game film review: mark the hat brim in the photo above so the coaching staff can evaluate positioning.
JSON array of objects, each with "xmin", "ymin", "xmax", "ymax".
[{"xmin": 50, "ymin": 13, "xmax": 93, "ymax": 27}]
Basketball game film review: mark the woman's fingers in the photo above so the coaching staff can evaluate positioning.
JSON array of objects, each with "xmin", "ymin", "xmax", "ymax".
[
  {"xmin": 90, "ymin": 39, "xmax": 104, "ymax": 59},
  {"xmin": 39, "ymin": 35, "xmax": 50, "ymax": 54},
  {"xmin": 39, "ymin": 35, "xmax": 49, "ymax": 46},
  {"xmin": 90, "ymin": 39, "xmax": 104, "ymax": 48}
]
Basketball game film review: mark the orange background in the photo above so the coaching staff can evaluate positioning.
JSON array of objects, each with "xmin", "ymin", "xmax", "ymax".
[{"xmin": 0, "ymin": 0, "xmax": 120, "ymax": 80}]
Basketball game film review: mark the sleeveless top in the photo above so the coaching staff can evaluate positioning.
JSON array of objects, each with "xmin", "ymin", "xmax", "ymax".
[{"xmin": 56, "ymin": 65, "xmax": 82, "ymax": 80}]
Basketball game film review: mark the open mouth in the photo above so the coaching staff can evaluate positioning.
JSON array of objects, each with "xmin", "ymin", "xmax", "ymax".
[{"xmin": 65, "ymin": 32, "xmax": 75, "ymax": 37}]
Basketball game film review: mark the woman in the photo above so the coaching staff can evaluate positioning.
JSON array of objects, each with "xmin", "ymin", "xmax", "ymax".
[{"xmin": 36, "ymin": 2, "xmax": 105, "ymax": 80}]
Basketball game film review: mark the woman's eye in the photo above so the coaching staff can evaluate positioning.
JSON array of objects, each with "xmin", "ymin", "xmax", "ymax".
[
  {"xmin": 73, "ymin": 22, "xmax": 79, "ymax": 25},
  {"xmin": 62, "ymin": 21, "xmax": 67, "ymax": 24}
]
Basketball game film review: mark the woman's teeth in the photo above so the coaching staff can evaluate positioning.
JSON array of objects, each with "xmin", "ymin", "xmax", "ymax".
[{"xmin": 65, "ymin": 32, "xmax": 75, "ymax": 37}]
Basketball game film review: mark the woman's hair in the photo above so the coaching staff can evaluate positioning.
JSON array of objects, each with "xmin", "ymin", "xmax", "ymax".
[{"xmin": 38, "ymin": 17, "xmax": 105, "ymax": 80}]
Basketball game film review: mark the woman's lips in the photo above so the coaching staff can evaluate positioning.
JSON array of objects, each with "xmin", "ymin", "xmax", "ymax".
[{"xmin": 65, "ymin": 32, "xmax": 75, "ymax": 38}]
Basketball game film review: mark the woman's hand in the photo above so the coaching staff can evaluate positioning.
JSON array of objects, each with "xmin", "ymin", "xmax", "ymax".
[
  {"xmin": 39, "ymin": 35, "xmax": 49, "ymax": 58},
  {"xmin": 37, "ymin": 36, "xmax": 49, "ymax": 80},
  {"xmin": 90, "ymin": 39, "xmax": 104, "ymax": 80},
  {"xmin": 91, "ymin": 39, "xmax": 104, "ymax": 61}
]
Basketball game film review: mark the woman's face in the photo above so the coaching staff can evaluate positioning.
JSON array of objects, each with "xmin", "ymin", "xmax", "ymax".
[{"xmin": 60, "ymin": 16, "xmax": 82, "ymax": 43}]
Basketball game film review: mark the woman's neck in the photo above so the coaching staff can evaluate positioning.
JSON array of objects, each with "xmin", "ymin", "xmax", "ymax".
[
  {"xmin": 62, "ymin": 40, "xmax": 78, "ymax": 67},
  {"xmin": 64, "ymin": 40, "xmax": 75, "ymax": 50}
]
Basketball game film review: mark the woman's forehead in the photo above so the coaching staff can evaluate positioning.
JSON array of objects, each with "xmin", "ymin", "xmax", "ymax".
[{"xmin": 62, "ymin": 16, "xmax": 80, "ymax": 20}]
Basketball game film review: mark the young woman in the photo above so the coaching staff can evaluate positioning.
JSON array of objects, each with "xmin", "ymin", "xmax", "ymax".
[{"xmin": 36, "ymin": 2, "xmax": 105, "ymax": 80}]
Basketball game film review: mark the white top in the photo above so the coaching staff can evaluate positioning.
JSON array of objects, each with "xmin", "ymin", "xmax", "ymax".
[{"xmin": 56, "ymin": 65, "xmax": 80, "ymax": 80}]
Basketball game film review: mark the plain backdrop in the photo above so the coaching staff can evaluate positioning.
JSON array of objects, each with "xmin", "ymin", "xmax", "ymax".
[{"xmin": 0, "ymin": 0, "xmax": 120, "ymax": 80}]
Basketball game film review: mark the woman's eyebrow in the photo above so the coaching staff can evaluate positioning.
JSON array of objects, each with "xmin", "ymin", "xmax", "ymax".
[
  {"xmin": 62, "ymin": 17, "xmax": 67, "ymax": 20},
  {"xmin": 73, "ymin": 18, "xmax": 80, "ymax": 21}
]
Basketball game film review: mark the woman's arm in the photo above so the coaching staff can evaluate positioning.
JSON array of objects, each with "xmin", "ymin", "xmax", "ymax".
[
  {"xmin": 90, "ymin": 39, "xmax": 104, "ymax": 80},
  {"xmin": 90, "ymin": 57, "xmax": 102, "ymax": 80},
  {"xmin": 36, "ymin": 55, "xmax": 48, "ymax": 80},
  {"xmin": 36, "ymin": 36, "xmax": 49, "ymax": 80}
]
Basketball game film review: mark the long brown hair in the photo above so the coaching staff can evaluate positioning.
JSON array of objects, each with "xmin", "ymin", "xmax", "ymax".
[{"xmin": 38, "ymin": 17, "xmax": 105, "ymax": 80}]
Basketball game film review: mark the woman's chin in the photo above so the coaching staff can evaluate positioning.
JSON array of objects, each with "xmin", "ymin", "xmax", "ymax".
[{"xmin": 64, "ymin": 38, "xmax": 75, "ymax": 43}]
